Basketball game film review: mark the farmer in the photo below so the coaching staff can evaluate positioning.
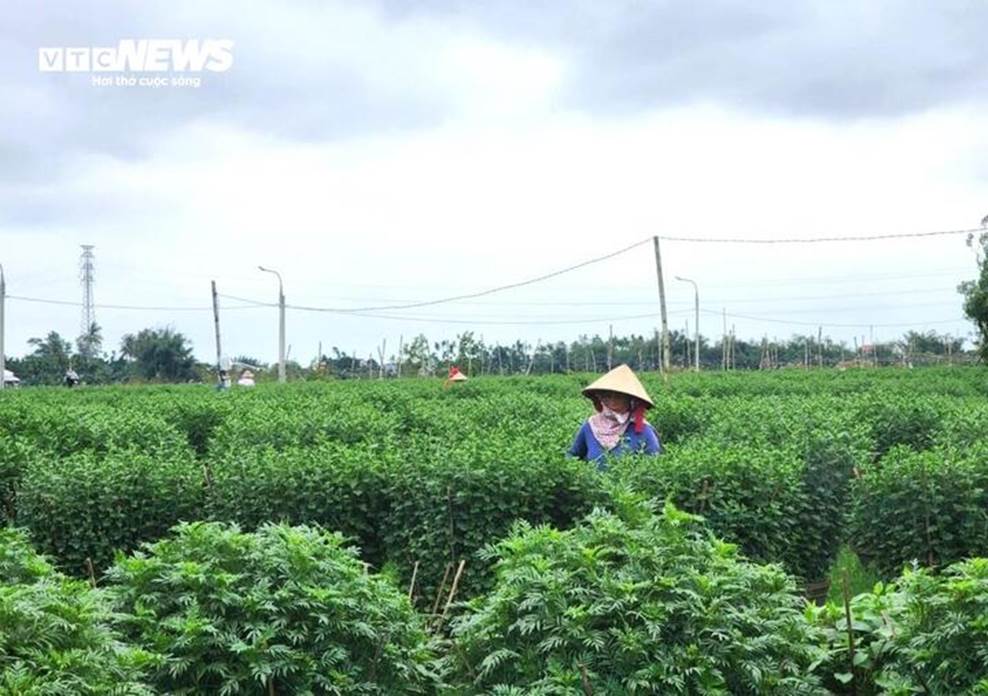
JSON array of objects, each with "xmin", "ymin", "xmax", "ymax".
[
  {"xmin": 443, "ymin": 365, "xmax": 468, "ymax": 388},
  {"xmin": 568, "ymin": 364, "xmax": 661, "ymax": 470}
]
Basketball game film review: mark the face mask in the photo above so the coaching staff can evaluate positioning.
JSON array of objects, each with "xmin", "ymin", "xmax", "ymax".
[{"xmin": 602, "ymin": 406, "xmax": 629, "ymax": 424}]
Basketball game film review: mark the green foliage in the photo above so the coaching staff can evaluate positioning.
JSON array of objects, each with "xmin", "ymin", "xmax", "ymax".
[
  {"xmin": 381, "ymin": 453, "xmax": 607, "ymax": 605},
  {"xmin": 613, "ymin": 442, "xmax": 821, "ymax": 578},
  {"xmin": 15, "ymin": 331, "xmax": 73, "ymax": 385},
  {"xmin": 450, "ymin": 503, "xmax": 828, "ymax": 694},
  {"xmin": 0, "ymin": 528, "xmax": 153, "ymax": 695},
  {"xmin": 107, "ymin": 522, "xmax": 443, "ymax": 694},
  {"xmin": 848, "ymin": 445, "xmax": 988, "ymax": 577},
  {"xmin": 206, "ymin": 443, "xmax": 391, "ymax": 566},
  {"xmin": 816, "ymin": 558, "xmax": 988, "ymax": 695},
  {"xmin": 876, "ymin": 558, "xmax": 988, "ymax": 694},
  {"xmin": 120, "ymin": 326, "xmax": 197, "ymax": 381},
  {"xmin": 958, "ymin": 230, "xmax": 988, "ymax": 363},
  {"xmin": 17, "ymin": 449, "xmax": 206, "ymax": 574},
  {"xmin": 853, "ymin": 393, "xmax": 949, "ymax": 458},
  {"xmin": 826, "ymin": 546, "xmax": 881, "ymax": 605}
]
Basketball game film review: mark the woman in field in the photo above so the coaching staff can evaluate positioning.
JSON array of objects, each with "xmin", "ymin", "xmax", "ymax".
[{"xmin": 568, "ymin": 364, "xmax": 661, "ymax": 470}]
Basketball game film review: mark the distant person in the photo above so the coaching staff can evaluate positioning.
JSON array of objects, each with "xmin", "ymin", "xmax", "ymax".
[
  {"xmin": 568, "ymin": 364, "xmax": 661, "ymax": 471},
  {"xmin": 64, "ymin": 368, "xmax": 80, "ymax": 388},
  {"xmin": 216, "ymin": 370, "xmax": 231, "ymax": 391},
  {"xmin": 237, "ymin": 369, "xmax": 256, "ymax": 387},
  {"xmin": 443, "ymin": 365, "xmax": 468, "ymax": 388}
]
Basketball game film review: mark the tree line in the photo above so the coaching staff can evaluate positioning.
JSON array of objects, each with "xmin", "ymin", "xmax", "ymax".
[{"xmin": 4, "ymin": 324, "xmax": 974, "ymax": 387}]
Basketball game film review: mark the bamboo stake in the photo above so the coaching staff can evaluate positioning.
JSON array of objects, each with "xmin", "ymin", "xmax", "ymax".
[
  {"xmin": 85, "ymin": 558, "xmax": 97, "ymax": 588},
  {"xmin": 431, "ymin": 563, "xmax": 453, "ymax": 616},
  {"xmin": 408, "ymin": 561, "xmax": 420, "ymax": 600},
  {"xmin": 437, "ymin": 560, "xmax": 467, "ymax": 628}
]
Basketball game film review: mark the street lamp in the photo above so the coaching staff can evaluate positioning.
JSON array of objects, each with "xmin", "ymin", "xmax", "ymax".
[
  {"xmin": 675, "ymin": 276, "xmax": 700, "ymax": 372},
  {"xmin": 258, "ymin": 266, "xmax": 286, "ymax": 383}
]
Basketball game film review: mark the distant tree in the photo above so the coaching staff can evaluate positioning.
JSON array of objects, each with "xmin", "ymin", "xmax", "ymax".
[
  {"xmin": 403, "ymin": 334, "xmax": 434, "ymax": 376},
  {"xmin": 119, "ymin": 327, "xmax": 196, "ymax": 381},
  {"xmin": 958, "ymin": 231, "xmax": 988, "ymax": 362},
  {"xmin": 231, "ymin": 355, "xmax": 265, "ymax": 369},
  {"xmin": 12, "ymin": 331, "xmax": 74, "ymax": 385},
  {"xmin": 455, "ymin": 332, "xmax": 484, "ymax": 375},
  {"xmin": 76, "ymin": 322, "xmax": 103, "ymax": 358}
]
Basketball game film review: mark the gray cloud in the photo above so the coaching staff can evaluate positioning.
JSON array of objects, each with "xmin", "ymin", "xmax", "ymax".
[
  {"xmin": 2, "ymin": 0, "xmax": 987, "ymax": 223},
  {"xmin": 0, "ymin": 1, "xmax": 452, "ymax": 186},
  {"xmin": 373, "ymin": 0, "xmax": 988, "ymax": 118}
]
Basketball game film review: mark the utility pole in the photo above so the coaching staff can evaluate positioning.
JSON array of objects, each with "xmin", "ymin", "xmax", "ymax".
[
  {"xmin": 727, "ymin": 324, "xmax": 735, "ymax": 370},
  {"xmin": 211, "ymin": 281, "xmax": 222, "ymax": 383},
  {"xmin": 817, "ymin": 326, "xmax": 823, "ymax": 368},
  {"xmin": 607, "ymin": 324, "xmax": 613, "ymax": 371},
  {"xmin": 675, "ymin": 276, "xmax": 700, "ymax": 372},
  {"xmin": 0, "ymin": 262, "xmax": 5, "ymax": 390},
  {"xmin": 869, "ymin": 325, "xmax": 876, "ymax": 368},
  {"xmin": 684, "ymin": 320, "xmax": 690, "ymax": 368},
  {"xmin": 397, "ymin": 335, "xmax": 404, "ymax": 378},
  {"xmin": 259, "ymin": 266, "xmax": 286, "ymax": 383},
  {"xmin": 652, "ymin": 236, "xmax": 671, "ymax": 373},
  {"xmin": 722, "ymin": 308, "xmax": 727, "ymax": 370}
]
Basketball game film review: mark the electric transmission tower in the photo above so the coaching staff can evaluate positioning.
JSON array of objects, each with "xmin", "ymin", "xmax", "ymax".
[{"xmin": 79, "ymin": 245, "xmax": 96, "ymax": 357}]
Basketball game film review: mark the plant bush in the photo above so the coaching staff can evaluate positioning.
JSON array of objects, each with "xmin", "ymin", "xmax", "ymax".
[
  {"xmin": 449, "ymin": 503, "xmax": 828, "ymax": 694},
  {"xmin": 0, "ymin": 528, "xmax": 152, "ymax": 695},
  {"xmin": 815, "ymin": 558, "xmax": 988, "ymax": 695},
  {"xmin": 611, "ymin": 442, "xmax": 813, "ymax": 576},
  {"xmin": 852, "ymin": 394, "xmax": 949, "ymax": 459},
  {"xmin": 848, "ymin": 445, "xmax": 988, "ymax": 576},
  {"xmin": 380, "ymin": 452, "xmax": 608, "ymax": 606},
  {"xmin": 16, "ymin": 449, "xmax": 206, "ymax": 574},
  {"xmin": 107, "ymin": 522, "xmax": 442, "ymax": 695},
  {"xmin": 0, "ymin": 436, "xmax": 39, "ymax": 524},
  {"xmin": 206, "ymin": 442, "xmax": 392, "ymax": 566},
  {"xmin": 875, "ymin": 558, "xmax": 988, "ymax": 694}
]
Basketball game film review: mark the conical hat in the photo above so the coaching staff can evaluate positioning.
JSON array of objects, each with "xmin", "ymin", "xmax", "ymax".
[
  {"xmin": 449, "ymin": 372, "xmax": 468, "ymax": 382},
  {"xmin": 582, "ymin": 364, "xmax": 654, "ymax": 408}
]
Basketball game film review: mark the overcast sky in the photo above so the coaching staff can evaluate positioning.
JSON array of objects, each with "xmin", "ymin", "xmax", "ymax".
[{"xmin": 2, "ymin": 1, "xmax": 986, "ymax": 364}]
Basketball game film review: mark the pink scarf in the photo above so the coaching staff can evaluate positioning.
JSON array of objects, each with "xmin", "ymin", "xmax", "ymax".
[{"xmin": 588, "ymin": 407, "xmax": 631, "ymax": 450}]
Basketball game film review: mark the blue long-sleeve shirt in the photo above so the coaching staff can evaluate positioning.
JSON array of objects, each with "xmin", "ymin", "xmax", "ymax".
[{"xmin": 568, "ymin": 420, "xmax": 662, "ymax": 470}]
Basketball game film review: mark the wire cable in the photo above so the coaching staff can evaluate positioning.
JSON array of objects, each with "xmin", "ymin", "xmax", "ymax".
[
  {"xmin": 6, "ymin": 295, "xmax": 261, "ymax": 311},
  {"xmin": 224, "ymin": 237, "xmax": 653, "ymax": 313},
  {"xmin": 657, "ymin": 227, "xmax": 980, "ymax": 244},
  {"xmin": 701, "ymin": 308, "xmax": 967, "ymax": 329}
]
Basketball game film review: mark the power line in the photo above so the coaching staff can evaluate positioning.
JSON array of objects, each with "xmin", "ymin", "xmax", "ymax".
[
  {"xmin": 702, "ymin": 268, "xmax": 973, "ymax": 288},
  {"xmin": 218, "ymin": 293, "xmax": 966, "ymax": 329},
  {"xmin": 221, "ymin": 238, "xmax": 653, "ymax": 314},
  {"xmin": 9, "ymin": 289, "xmax": 967, "ymax": 332},
  {"xmin": 701, "ymin": 308, "xmax": 968, "ymax": 329},
  {"xmin": 274, "ymin": 285, "xmax": 961, "ymax": 308},
  {"xmin": 6, "ymin": 295, "xmax": 261, "ymax": 311},
  {"xmin": 657, "ymin": 227, "xmax": 980, "ymax": 244}
]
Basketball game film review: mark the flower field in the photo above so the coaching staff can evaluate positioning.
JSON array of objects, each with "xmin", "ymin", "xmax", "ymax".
[{"xmin": 2, "ymin": 367, "xmax": 988, "ymax": 693}]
